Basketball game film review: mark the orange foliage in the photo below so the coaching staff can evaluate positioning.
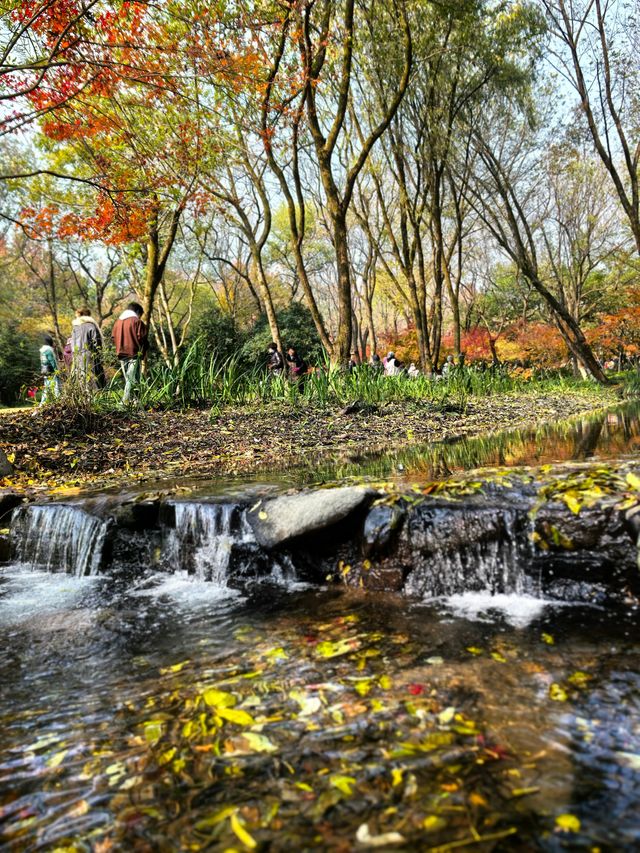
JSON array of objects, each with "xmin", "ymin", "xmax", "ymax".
[{"xmin": 588, "ymin": 294, "xmax": 640, "ymax": 355}]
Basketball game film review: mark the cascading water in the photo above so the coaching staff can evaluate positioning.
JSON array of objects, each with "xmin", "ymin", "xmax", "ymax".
[
  {"xmin": 163, "ymin": 501, "xmax": 256, "ymax": 582},
  {"xmin": 403, "ymin": 505, "xmax": 534, "ymax": 598},
  {"xmin": 10, "ymin": 504, "xmax": 108, "ymax": 577}
]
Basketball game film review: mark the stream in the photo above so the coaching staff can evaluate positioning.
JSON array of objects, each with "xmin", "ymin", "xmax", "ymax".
[{"xmin": 2, "ymin": 403, "xmax": 640, "ymax": 851}]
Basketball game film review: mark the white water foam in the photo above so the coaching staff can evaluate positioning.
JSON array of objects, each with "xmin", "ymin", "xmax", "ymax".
[
  {"xmin": 0, "ymin": 570, "xmax": 99, "ymax": 625},
  {"xmin": 441, "ymin": 592, "xmax": 554, "ymax": 628},
  {"xmin": 129, "ymin": 572, "xmax": 244, "ymax": 605}
]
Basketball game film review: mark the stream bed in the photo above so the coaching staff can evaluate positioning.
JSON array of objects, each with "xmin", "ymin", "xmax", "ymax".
[{"xmin": 2, "ymin": 402, "xmax": 640, "ymax": 851}]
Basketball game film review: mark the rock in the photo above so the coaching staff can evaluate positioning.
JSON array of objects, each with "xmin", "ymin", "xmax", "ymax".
[
  {"xmin": 0, "ymin": 532, "xmax": 10, "ymax": 563},
  {"xmin": 340, "ymin": 400, "xmax": 377, "ymax": 416},
  {"xmin": 0, "ymin": 489, "xmax": 22, "ymax": 523},
  {"xmin": 248, "ymin": 486, "xmax": 376, "ymax": 548},
  {"xmin": 0, "ymin": 449, "xmax": 13, "ymax": 477},
  {"xmin": 363, "ymin": 503, "xmax": 405, "ymax": 556}
]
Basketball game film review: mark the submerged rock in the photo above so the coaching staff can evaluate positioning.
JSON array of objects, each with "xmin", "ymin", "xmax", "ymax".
[{"xmin": 248, "ymin": 486, "xmax": 376, "ymax": 548}]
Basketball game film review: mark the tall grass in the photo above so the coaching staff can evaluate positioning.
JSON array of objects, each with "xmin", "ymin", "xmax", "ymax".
[
  {"xmin": 124, "ymin": 341, "xmax": 606, "ymax": 412},
  {"xmin": 38, "ymin": 339, "xmax": 613, "ymax": 419}
]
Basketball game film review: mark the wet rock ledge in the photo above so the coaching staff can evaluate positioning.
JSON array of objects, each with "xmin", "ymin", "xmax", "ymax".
[{"xmin": 5, "ymin": 468, "xmax": 640, "ymax": 605}]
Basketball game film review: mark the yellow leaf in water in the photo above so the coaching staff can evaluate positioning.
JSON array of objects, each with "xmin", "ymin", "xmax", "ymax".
[
  {"xmin": 379, "ymin": 675, "xmax": 392, "ymax": 690},
  {"xmin": 48, "ymin": 749, "xmax": 68, "ymax": 769},
  {"xmin": 391, "ymin": 768, "xmax": 404, "ymax": 787},
  {"xmin": 541, "ymin": 633, "xmax": 555, "ymax": 645},
  {"xmin": 158, "ymin": 748, "xmax": 176, "ymax": 766},
  {"xmin": 316, "ymin": 639, "xmax": 357, "ymax": 658},
  {"xmin": 438, "ymin": 707, "xmax": 456, "ymax": 724},
  {"xmin": 330, "ymin": 774, "xmax": 357, "ymax": 795},
  {"xmin": 195, "ymin": 806, "xmax": 237, "ymax": 830},
  {"xmin": 423, "ymin": 815, "xmax": 447, "ymax": 831},
  {"xmin": 491, "ymin": 652, "xmax": 507, "ymax": 663},
  {"xmin": 563, "ymin": 493, "xmax": 581, "ymax": 514},
  {"xmin": 217, "ymin": 707, "xmax": 255, "ymax": 726},
  {"xmin": 469, "ymin": 792, "xmax": 488, "ymax": 807},
  {"xmin": 230, "ymin": 812, "xmax": 257, "ymax": 849},
  {"xmin": 289, "ymin": 690, "xmax": 321, "ymax": 717},
  {"xmin": 626, "ymin": 472, "xmax": 640, "ymax": 491},
  {"xmin": 202, "ymin": 689, "xmax": 236, "ymax": 708},
  {"xmin": 67, "ymin": 799, "xmax": 90, "ymax": 818},
  {"xmin": 143, "ymin": 721, "xmax": 164, "ymax": 743},
  {"xmin": 354, "ymin": 680, "xmax": 372, "ymax": 697},
  {"xmin": 555, "ymin": 813, "xmax": 581, "ymax": 832},
  {"xmin": 258, "ymin": 510, "xmax": 268, "ymax": 520},
  {"xmin": 264, "ymin": 646, "xmax": 288, "ymax": 661},
  {"xmin": 568, "ymin": 671, "xmax": 591, "ymax": 689},
  {"xmin": 160, "ymin": 660, "xmax": 189, "ymax": 675},
  {"xmin": 241, "ymin": 733, "xmax": 278, "ymax": 753},
  {"xmin": 466, "ymin": 646, "xmax": 483, "ymax": 656},
  {"xmin": 549, "ymin": 683, "xmax": 568, "ymax": 702}
]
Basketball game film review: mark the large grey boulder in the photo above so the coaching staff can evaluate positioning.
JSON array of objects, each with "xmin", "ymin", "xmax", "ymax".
[{"xmin": 248, "ymin": 486, "xmax": 376, "ymax": 548}]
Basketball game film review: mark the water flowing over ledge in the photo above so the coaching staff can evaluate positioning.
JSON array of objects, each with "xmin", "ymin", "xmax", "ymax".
[{"xmin": 6, "ymin": 471, "xmax": 640, "ymax": 605}]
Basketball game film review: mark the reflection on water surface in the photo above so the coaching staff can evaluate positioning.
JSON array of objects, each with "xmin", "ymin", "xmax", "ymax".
[
  {"xmin": 302, "ymin": 400, "xmax": 640, "ymax": 486},
  {"xmin": 1, "ymin": 570, "xmax": 639, "ymax": 851}
]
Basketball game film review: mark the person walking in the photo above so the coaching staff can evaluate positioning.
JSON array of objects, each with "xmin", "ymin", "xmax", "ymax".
[
  {"xmin": 442, "ymin": 355, "xmax": 455, "ymax": 378},
  {"xmin": 112, "ymin": 302, "xmax": 148, "ymax": 405},
  {"xmin": 267, "ymin": 341, "xmax": 284, "ymax": 376},
  {"xmin": 38, "ymin": 334, "xmax": 61, "ymax": 405},
  {"xmin": 71, "ymin": 307, "xmax": 105, "ymax": 388}
]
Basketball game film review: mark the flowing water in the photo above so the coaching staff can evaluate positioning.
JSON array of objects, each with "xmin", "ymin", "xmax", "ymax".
[{"xmin": 2, "ymin": 403, "xmax": 640, "ymax": 851}]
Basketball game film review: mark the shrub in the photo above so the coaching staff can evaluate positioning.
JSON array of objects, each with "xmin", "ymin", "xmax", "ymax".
[
  {"xmin": 189, "ymin": 307, "xmax": 243, "ymax": 362},
  {"xmin": 240, "ymin": 303, "xmax": 324, "ymax": 367},
  {"xmin": 0, "ymin": 324, "xmax": 39, "ymax": 404}
]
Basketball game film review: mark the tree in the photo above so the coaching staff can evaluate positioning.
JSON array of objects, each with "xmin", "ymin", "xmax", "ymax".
[
  {"xmin": 261, "ymin": 0, "xmax": 412, "ymax": 365},
  {"xmin": 543, "ymin": 0, "xmax": 640, "ymax": 253},
  {"xmin": 466, "ymin": 117, "xmax": 608, "ymax": 381}
]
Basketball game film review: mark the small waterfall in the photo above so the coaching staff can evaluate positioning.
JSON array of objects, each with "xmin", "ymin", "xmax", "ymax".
[
  {"xmin": 164, "ymin": 502, "xmax": 256, "ymax": 583},
  {"xmin": 403, "ymin": 505, "xmax": 532, "ymax": 598},
  {"xmin": 10, "ymin": 504, "xmax": 108, "ymax": 577}
]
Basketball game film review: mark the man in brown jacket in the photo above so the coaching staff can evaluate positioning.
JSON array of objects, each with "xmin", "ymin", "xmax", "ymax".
[{"xmin": 112, "ymin": 302, "xmax": 148, "ymax": 404}]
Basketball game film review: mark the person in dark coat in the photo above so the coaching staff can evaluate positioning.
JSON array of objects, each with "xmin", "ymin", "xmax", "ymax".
[
  {"xmin": 267, "ymin": 341, "xmax": 284, "ymax": 376},
  {"xmin": 71, "ymin": 307, "xmax": 105, "ymax": 388},
  {"xmin": 112, "ymin": 302, "xmax": 148, "ymax": 404}
]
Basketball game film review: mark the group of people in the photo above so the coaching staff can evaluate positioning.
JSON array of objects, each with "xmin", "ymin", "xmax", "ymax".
[
  {"xmin": 266, "ymin": 342, "xmax": 308, "ymax": 381},
  {"xmin": 37, "ymin": 302, "xmax": 148, "ymax": 406},
  {"xmin": 349, "ymin": 351, "xmax": 422, "ymax": 378}
]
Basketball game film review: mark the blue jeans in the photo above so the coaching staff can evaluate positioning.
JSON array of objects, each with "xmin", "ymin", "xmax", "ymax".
[{"xmin": 120, "ymin": 357, "xmax": 141, "ymax": 403}]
